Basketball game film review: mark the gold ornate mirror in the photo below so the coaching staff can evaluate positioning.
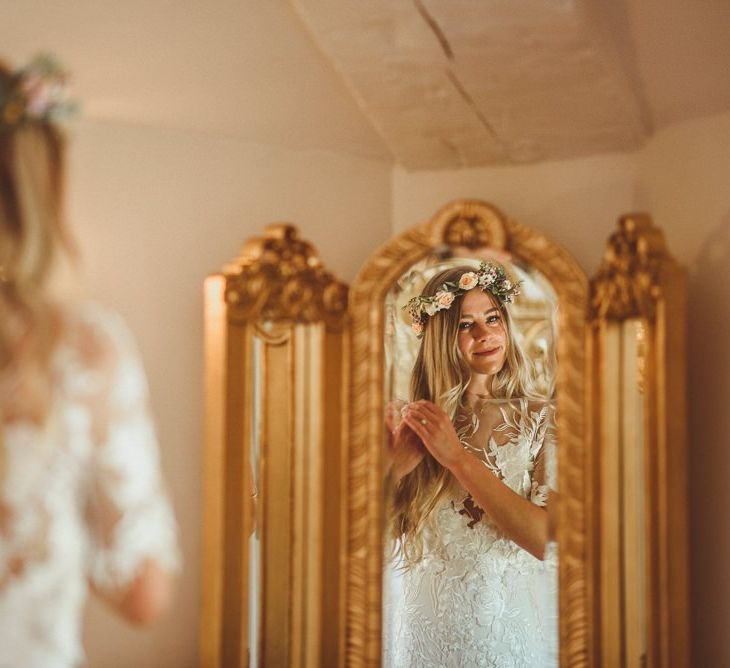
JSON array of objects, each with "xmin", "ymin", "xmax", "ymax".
[
  {"xmin": 200, "ymin": 224, "xmax": 348, "ymax": 667},
  {"xmin": 344, "ymin": 200, "xmax": 592, "ymax": 666}
]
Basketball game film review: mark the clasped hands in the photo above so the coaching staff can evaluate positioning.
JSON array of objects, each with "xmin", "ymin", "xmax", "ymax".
[{"xmin": 386, "ymin": 400, "xmax": 468, "ymax": 481}]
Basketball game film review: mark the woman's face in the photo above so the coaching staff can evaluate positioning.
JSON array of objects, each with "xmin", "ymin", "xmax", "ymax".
[{"xmin": 456, "ymin": 288, "xmax": 507, "ymax": 379}]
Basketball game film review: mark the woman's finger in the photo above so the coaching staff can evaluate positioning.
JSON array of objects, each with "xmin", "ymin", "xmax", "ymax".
[
  {"xmin": 411, "ymin": 399, "xmax": 441, "ymax": 416},
  {"xmin": 394, "ymin": 421, "xmax": 422, "ymax": 451},
  {"xmin": 402, "ymin": 413, "xmax": 431, "ymax": 442},
  {"xmin": 404, "ymin": 405, "xmax": 465, "ymax": 470},
  {"xmin": 406, "ymin": 403, "xmax": 448, "ymax": 431},
  {"xmin": 403, "ymin": 410, "xmax": 436, "ymax": 437},
  {"xmin": 407, "ymin": 401, "xmax": 439, "ymax": 419}
]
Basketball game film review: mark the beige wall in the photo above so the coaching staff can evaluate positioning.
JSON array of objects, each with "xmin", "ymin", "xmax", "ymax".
[
  {"xmin": 392, "ymin": 152, "xmax": 638, "ymax": 274},
  {"xmin": 392, "ymin": 110, "xmax": 730, "ymax": 664},
  {"xmin": 65, "ymin": 121, "xmax": 390, "ymax": 666},
  {"xmin": 638, "ymin": 111, "xmax": 730, "ymax": 667}
]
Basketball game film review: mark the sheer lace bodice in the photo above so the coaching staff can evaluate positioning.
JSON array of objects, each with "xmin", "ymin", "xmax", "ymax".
[
  {"xmin": 0, "ymin": 303, "xmax": 180, "ymax": 668},
  {"xmin": 384, "ymin": 399, "xmax": 557, "ymax": 668}
]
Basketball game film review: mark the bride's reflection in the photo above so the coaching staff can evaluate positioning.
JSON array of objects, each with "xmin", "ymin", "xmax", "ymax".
[{"xmin": 382, "ymin": 254, "xmax": 559, "ymax": 667}]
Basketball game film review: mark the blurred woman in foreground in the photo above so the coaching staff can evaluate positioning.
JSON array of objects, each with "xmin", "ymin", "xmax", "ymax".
[{"xmin": 0, "ymin": 55, "xmax": 179, "ymax": 667}]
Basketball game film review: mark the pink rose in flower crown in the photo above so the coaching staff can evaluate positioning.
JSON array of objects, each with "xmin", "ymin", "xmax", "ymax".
[
  {"xmin": 435, "ymin": 291, "xmax": 455, "ymax": 308},
  {"xmin": 412, "ymin": 321, "xmax": 424, "ymax": 336},
  {"xmin": 458, "ymin": 272, "xmax": 479, "ymax": 290},
  {"xmin": 21, "ymin": 72, "xmax": 64, "ymax": 117}
]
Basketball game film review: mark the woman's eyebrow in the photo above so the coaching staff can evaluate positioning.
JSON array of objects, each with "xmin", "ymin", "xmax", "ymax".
[{"xmin": 460, "ymin": 307, "xmax": 499, "ymax": 319}]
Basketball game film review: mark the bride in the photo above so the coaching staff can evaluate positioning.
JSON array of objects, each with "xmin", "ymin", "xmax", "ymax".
[
  {"xmin": 0, "ymin": 55, "xmax": 179, "ymax": 667},
  {"xmin": 384, "ymin": 262, "xmax": 558, "ymax": 667}
]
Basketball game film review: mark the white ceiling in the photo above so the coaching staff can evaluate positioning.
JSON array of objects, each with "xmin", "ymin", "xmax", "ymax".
[
  {"xmin": 290, "ymin": 0, "xmax": 730, "ymax": 169},
  {"xmin": 0, "ymin": 0, "xmax": 390, "ymax": 160}
]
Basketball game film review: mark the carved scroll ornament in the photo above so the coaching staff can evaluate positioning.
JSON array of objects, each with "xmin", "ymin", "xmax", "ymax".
[
  {"xmin": 437, "ymin": 200, "xmax": 508, "ymax": 250},
  {"xmin": 222, "ymin": 224, "xmax": 348, "ymax": 329},
  {"xmin": 591, "ymin": 214, "xmax": 670, "ymax": 320}
]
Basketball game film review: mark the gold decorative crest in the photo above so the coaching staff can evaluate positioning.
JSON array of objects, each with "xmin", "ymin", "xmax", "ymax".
[
  {"xmin": 222, "ymin": 224, "xmax": 348, "ymax": 329},
  {"xmin": 591, "ymin": 214, "xmax": 669, "ymax": 320},
  {"xmin": 436, "ymin": 200, "xmax": 509, "ymax": 250}
]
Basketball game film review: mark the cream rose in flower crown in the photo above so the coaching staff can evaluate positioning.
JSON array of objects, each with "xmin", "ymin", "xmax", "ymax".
[
  {"xmin": 404, "ymin": 261, "xmax": 521, "ymax": 338},
  {"xmin": 458, "ymin": 271, "xmax": 479, "ymax": 290}
]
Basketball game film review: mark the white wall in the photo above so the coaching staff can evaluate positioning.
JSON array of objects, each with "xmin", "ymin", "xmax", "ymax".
[{"xmin": 391, "ymin": 110, "xmax": 730, "ymax": 664}]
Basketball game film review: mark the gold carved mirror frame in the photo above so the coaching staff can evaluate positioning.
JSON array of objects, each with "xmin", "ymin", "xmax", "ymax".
[{"xmin": 344, "ymin": 200, "xmax": 592, "ymax": 666}]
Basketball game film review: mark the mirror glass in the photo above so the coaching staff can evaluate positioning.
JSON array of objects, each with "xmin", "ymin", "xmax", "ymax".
[
  {"xmin": 601, "ymin": 318, "xmax": 648, "ymax": 666},
  {"xmin": 249, "ymin": 333, "xmax": 263, "ymax": 667},
  {"xmin": 381, "ymin": 247, "xmax": 560, "ymax": 666},
  {"xmin": 621, "ymin": 318, "xmax": 647, "ymax": 666}
]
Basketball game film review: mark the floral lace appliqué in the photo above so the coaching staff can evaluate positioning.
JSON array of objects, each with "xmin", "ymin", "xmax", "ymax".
[
  {"xmin": 0, "ymin": 303, "xmax": 180, "ymax": 668},
  {"xmin": 384, "ymin": 399, "xmax": 558, "ymax": 668}
]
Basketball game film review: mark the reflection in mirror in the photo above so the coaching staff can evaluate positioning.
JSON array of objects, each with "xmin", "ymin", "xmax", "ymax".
[
  {"xmin": 247, "ymin": 320, "xmax": 328, "ymax": 667},
  {"xmin": 248, "ymin": 333, "xmax": 262, "ymax": 667},
  {"xmin": 381, "ymin": 250, "xmax": 559, "ymax": 666},
  {"xmin": 384, "ymin": 252, "xmax": 557, "ymax": 401},
  {"xmin": 621, "ymin": 319, "xmax": 647, "ymax": 666},
  {"xmin": 600, "ymin": 318, "xmax": 647, "ymax": 666}
]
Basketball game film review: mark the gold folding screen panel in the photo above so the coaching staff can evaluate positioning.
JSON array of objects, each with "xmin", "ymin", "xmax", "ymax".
[
  {"xmin": 200, "ymin": 224, "xmax": 347, "ymax": 667},
  {"xmin": 590, "ymin": 214, "xmax": 689, "ymax": 667},
  {"xmin": 200, "ymin": 207, "xmax": 691, "ymax": 668}
]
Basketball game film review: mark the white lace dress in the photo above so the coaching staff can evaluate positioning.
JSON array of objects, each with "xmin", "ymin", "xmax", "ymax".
[
  {"xmin": 384, "ymin": 399, "xmax": 558, "ymax": 668},
  {"xmin": 0, "ymin": 303, "xmax": 180, "ymax": 668}
]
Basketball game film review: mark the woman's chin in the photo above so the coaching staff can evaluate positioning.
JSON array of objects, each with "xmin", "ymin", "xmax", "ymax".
[{"xmin": 469, "ymin": 357, "xmax": 506, "ymax": 376}]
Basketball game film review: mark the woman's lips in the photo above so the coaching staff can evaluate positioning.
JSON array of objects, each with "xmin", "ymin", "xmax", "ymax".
[{"xmin": 474, "ymin": 347, "xmax": 501, "ymax": 357}]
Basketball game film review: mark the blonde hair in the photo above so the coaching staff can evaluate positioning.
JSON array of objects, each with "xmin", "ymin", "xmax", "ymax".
[
  {"xmin": 390, "ymin": 265, "xmax": 538, "ymax": 564},
  {"xmin": 0, "ymin": 60, "xmax": 69, "ymax": 435}
]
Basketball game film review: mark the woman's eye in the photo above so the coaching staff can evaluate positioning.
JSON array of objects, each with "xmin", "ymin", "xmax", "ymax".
[
  {"xmin": 486, "ymin": 315, "xmax": 501, "ymax": 325},
  {"xmin": 458, "ymin": 321, "xmax": 473, "ymax": 330}
]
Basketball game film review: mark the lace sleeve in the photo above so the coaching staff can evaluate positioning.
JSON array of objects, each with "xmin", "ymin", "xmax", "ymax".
[
  {"xmin": 80, "ymin": 307, "xmax": 181, "ymax": 589},
  {"xmin": 529, "ymin": 402, "xmax": 557, "ymax": 507}
]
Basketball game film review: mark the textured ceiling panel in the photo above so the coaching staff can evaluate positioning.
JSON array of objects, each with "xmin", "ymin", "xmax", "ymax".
[{"xmin": 291, "ymin": 0, "xmax": 649, "ymax": 168}]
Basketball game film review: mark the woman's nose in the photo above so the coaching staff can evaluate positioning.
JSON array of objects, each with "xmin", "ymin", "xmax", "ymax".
[{"xmin": 471, "ymin": 321, "xmax": 488, "ymax": 339}]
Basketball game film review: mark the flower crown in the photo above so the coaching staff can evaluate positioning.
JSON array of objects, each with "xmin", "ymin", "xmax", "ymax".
[
  {"xmin": 0, "ymin": 54, "xmax": 78, "ymax": 132},
  {"xmin": 403, "ymin": 261, "xmax": 521, "ymax": 337}
]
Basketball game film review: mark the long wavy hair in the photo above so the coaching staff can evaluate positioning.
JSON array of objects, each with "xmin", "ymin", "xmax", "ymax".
[
  {"xmin": 390, "ymin": 264, "xmax": 538, "ymax": 564},
  {"xmin": 0, "ymin": 60, "xmax": 70, "ymax": 447}
]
